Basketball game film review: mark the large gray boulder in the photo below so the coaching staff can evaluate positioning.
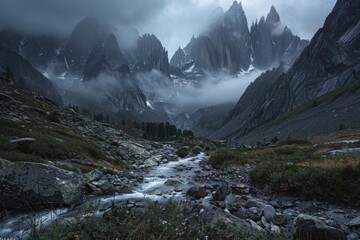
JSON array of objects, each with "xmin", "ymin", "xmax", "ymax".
[
  {"xmin": 0, "ymin": 158, "xmax": 86, "ymax": 210},
  {"xmin": 293, "ymin": 214, "xmax": 346, "ymax": 240}
]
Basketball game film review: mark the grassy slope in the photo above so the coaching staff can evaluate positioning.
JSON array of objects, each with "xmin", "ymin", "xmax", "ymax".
[{"xmin": 208, "ymin": 138, "xmax": 360, "ymax": 207}]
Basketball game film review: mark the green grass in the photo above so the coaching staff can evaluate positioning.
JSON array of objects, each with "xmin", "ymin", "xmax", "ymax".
[
  {"xmin": 208, "ymin": 139, "xmax": 360, "ymax": 207},
  {"xmin": 37, "ymin": 201, "xmax": 283, "ymax": 240},
  {"xmin": 0, "ymin": 119, "xmax": 114, "ymax": 171}
]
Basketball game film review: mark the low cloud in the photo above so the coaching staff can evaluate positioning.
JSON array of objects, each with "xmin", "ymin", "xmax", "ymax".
[{"xmin": 136, "ymin": 69, "xmax": 263, "ymax": 109}]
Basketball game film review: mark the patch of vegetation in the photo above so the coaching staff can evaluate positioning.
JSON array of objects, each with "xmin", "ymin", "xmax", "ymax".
[
  {"xmin": 38, "ymin": 202, "xmax": 283, "ymax": 240},
  {"xmin": 191, "ymin": 146, "xmax": 202, "ymax": 155},
  {"xmin": 0, "ymin": 119, "xmax": 109, "ymax": 169},
  {"xmin": 208, "ymin": 139, "xmax": 360, "ymax": 207},
  {"xmin": 250, "ymin": 160, "xmax": 360, "ymax": 207},
  {"xmin": 176, "ymin": 147, "xmax": 189, "ymax": 158}
]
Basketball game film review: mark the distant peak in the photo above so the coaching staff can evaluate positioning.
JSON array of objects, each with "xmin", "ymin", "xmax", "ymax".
[
  {"xmin": 266, "ymin": 5, "xmax": 280, "ymax": 24},
  {"xmin": 230, "ymin": 1, "xmax": 244, "ymax": 12}
]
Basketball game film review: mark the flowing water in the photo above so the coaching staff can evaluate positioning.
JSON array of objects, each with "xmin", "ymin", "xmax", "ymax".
[{"xmin": 0, "ymin": 153, "xmax": 208, "ymax": 239}]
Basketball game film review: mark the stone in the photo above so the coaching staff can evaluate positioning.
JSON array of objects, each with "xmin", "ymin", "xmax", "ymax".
[
  {"xmin": 270, "ymin": 223, "xmax": 281, "ymax": 234},
  {"xmin": 84, "ymin": 169, "xmax": 104, "ymax": 182},
  {"xmin": 164, "ymin": 179, "xmax": 180, "ymax": 186},
  {"xmin": 99, "ymin": 181, "xmax": 115, "ymax": 195},
  {"xmin": 245, "ymin": 199, "xmax": 266, "ymax": 209},
  {"xmin": 347, "ymin": 232, "xmax": 359, "ymax": 240},
  {"xmin": 349, "ymin": 216, "xmax": 360, "ymax": 235},
  {"xmin": 174, "ymin": 187, "xmax": 182, "ymax": 192},
  {"xmin": 213, "ymin": 184, "xmax": 230, "ymax": 201},
  {"xmin": 348, "ymin": 216, "xmax": 360, "ymax": 227},
  {"xmin": 294, "ymin": 214, "xmax": 346, "ymax": 240},
  {"xmin": 115, "ymin": 185, "xmax": 133, "ymax": 194},
  {"xmin": 248, "ymin": 219, "xmax": 263, "ymax": 231},
  {"xmin": 271, "ymin": 214, "xmax": 286, "ymax": 225},
  {"xmin": 263, "ymin": 205, "xmax": 276, "ymax": 222},
  {"xmin": 281, "ymin": 200, "xmax": 294, "ymax": 208},
  {"xmin": 231, "ymin": 184, "xmax": 250, "ymax": 195},
  {"xmin": 246, "ymin": 207, "xmax": 263, "ymax": 221},
  {"xmin": 153, "ymin": 191, "xmax": 162, "ymax": 196},
  {"xmin": 0, "ymin": 158, "xmax": 86, "ymax": 210},
  {"xmin": 261, "ymin": 216, "xmax": 270, "ymax": 228},
  {"xmin": 144, "ymin": 158, "xmax": 158, "ymax": 167},
  {"xmin": 186, "ymin": 186, "xmax": 207, "ymax": 199}
]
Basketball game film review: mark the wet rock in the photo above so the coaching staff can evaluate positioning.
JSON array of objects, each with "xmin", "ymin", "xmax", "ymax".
[
  {"xmin": 263, "ymin": 205, "xmax": 276, "ymax": 222},
  {"xmin": 153, "ymin": 190, "xmax": 162, "ymax": 196},
  {"xmin": 0, "ymin": 158, "xmax": 86, "ymax": 210},
  {"xmin": 144, "ymin": 157, "xmax": 158, "ymax": 167},
  {"xmin": 115, "ymin": 185, "xmax": 133, "ymax": 194},
  {"xmin": 294, "ymin": 214, "xmax": 346, "ymax": 240},
  {"xmin": 99, "ymin": 181, "xmax": 115, "ymax": 195},
  {"xmin": 186, "ymin": 186, "xmax": 207, "ymax": 199},
  {"xmin": 87, "ymin": 182, "xmax": 104, "ymax": 196},
  {"xmin": 213, "ymin": 184, "xmax": 230, "ymax": 201},
  {"xmin": 164, "ymin": 179, "xmax": 180, "ymax": 186},
  {"xmin": 174, "ymin": 187, "xmax": 182, "ymax": 192}
]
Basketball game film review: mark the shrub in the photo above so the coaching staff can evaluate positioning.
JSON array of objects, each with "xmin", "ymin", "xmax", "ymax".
[
  {"xmin": 176, "ymin": 147, "xmax": 189, "ymax": 158},
  {"xmin": 191, "ymin": 146, "xmax": 202, "ymax": 155}
]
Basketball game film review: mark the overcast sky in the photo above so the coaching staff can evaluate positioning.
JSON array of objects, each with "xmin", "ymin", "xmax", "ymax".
[{"xmin": 0, "ymin": 0, "xmax": 337, "ymax": 56}]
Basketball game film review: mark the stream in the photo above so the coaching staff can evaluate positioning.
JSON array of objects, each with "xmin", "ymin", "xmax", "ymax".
[{"xmin": 0, "ymin": 153, "xmax": 208, "ymax": 239}]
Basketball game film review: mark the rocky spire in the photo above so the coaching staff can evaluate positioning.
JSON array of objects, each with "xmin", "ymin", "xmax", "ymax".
[
  {"xmin": 266, "ymin": 6, "xmax": 281, "ymax": 25},
  {"xmin": 224, "ymin": 1, "xmax": 249, "ymax": 34}
]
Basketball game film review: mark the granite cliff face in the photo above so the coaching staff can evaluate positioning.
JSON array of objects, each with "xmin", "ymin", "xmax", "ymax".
[
  {"xmin": 214, "ymin": 0, "xmax": 360, "ymax": 142},
  {"xmin": 251, "ymin": 6, "xmax": 308, "ymax": 69},
  {"xmin": 131, "ymin": 34, "xmax": 170, "ymax": 77},
  {"xmin": 171, "ymin": 2, "xmax": 308, "ymax": 74}
]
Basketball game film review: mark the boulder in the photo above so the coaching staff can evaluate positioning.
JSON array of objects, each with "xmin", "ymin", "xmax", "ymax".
[
  {"xmin": 92, "ymin": 179, "xmax": 115, "ymax": 195},
  {"xmin": 186, "ymin": 186, "xmax": 207, "ymax": 199},
  {"xmin": 246, "ymin": 207, "xmax": 262, "ymax": 221},
  {"xmin": 84, "ymin": 169, "xmax": 104, "ymax": 182},
  {"xmin": 0, "ymin": 158, "xmax": 86, "ymax": 210},
  {"xmin": 164, "ymin": 179, "xmax": 180, "ymax": 186},
  {"xmin": 115, "ymin": 185, "xmax": 133, "ymax": 194},
  {"xmin": 348, "ymin": 216, "xmax": 360, "ymax": 234},
  {"xmin": 144, "ymin": 158, "xmax": 158, "ymax": 167},
  {"xmin": 294, "ymin": 214, "xmax": 346, "ymax": 240},
  {"xmin": 213, "ymin": 184, "xmax": 230, "ymax": 201},
  {"xmin": 263, "ymin": 205, "xmax": 276, "ymax": 222}
]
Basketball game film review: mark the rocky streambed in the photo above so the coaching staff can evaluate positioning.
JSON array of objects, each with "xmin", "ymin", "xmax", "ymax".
[{"xmin": 1, "ymin": 153, "xmax": 360, "ymax": 240}]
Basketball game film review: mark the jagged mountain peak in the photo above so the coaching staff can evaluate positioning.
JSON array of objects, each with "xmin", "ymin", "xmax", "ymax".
[
  {"xmin": 266, "ymin": 5, "xmax": 280, "ymax": 24},
  {"xmin": 224, "ymin": 1, "xmax": 248, "ymax": 33}
]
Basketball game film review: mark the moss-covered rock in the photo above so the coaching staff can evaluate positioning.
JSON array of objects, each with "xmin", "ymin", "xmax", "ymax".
[{"xmin": 0, "ymin": 158, "xmax": 86, "ymax": 210}]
